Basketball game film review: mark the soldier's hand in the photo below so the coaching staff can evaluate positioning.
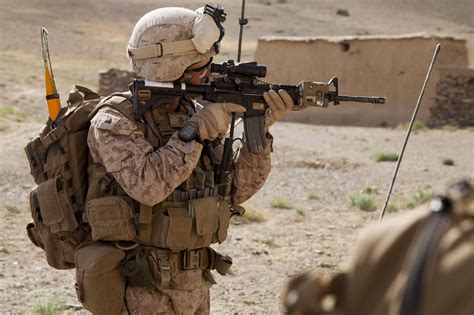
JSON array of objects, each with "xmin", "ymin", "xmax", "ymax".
[
  {"xmin": 190, "ymin": 103, "xmax": 246, "ymax": 141},
  {"xmin": 263, "ymin": 89, "xmax": 295, "ymax": 127}
]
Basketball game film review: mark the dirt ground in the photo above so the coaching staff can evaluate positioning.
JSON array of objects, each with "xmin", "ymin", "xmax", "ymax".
[{"xmin": 0, "ymin": 0, "xmax": 473, "ymax": 313}]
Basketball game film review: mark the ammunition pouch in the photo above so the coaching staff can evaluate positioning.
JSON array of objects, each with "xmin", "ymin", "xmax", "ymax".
[
  {"xmin": 75, "ymin": 242, "xmax": 126, "ymax": 315},
  {"xmin": 136, "ymin": 195, "xmax": 231, "ymax": 251},
  {"xmin": 121, "ymin": 247, "xmax": 155, "ymax": 288},
  {"xmin": 28, "ymin": 179, "xmax": 90, "ymax": 269},
  {"xmin": 84, "ymin": 196, "xmax": 137, "ymax": 242}
]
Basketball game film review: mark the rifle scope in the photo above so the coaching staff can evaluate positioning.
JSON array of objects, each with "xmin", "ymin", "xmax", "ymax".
[{"xmin": 211, "ymin": 60, "xmax": 267, "ymax": 78}]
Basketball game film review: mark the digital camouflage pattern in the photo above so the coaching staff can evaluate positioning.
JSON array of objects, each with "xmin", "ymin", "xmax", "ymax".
[
  {"xmin": 88, "ymin": 107, "xmax": 203, "ymax": 206},
  {"xmin": 232, "ymin": 135, "xmax": 273, "ymax": 205},
  {"xmin": 88, "ymin": 101, "xmax": 273, "ymax": 314},
  {"xmin": 127, "ymin": 7, "xmax": 214, "ymax": 82},
  {"xmin": 122, "ymin": 253, "xmax": 212, "ymax": 314},
  {"xmin": 88, "ymin": 105, "xmax": 272, "ymax": 207}
]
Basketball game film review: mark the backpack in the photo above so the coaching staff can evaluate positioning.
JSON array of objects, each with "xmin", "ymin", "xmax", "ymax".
[{"xmin": 25, "ymin": 85, "xmax": 104, "ymax": 269}]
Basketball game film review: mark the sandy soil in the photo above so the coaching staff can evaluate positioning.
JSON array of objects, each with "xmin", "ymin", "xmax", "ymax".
[
  {"xmin": 0, "ymin": 0, "xmax": 473, "ymax": 313},
  {"xmin": 0, "ymin": 122, "xmax": 472, "ymax": 313}
]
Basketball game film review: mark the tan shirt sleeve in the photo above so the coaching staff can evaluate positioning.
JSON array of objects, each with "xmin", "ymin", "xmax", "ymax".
[
  {"xmin": 231, "ymin": 135, "xmax": 273, "ymax": 205},
  {"xmin": 87, "ymin": 107, "xmax": 203, "ymax": 206}
]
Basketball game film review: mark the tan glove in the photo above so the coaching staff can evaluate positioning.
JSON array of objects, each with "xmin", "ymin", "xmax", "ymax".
[
  {"xmin": 263, "ymin": 89, "xmax": 295, "ymax": 127},
  {"xmin": 190, "ymin": 103, "xmax": 246, "ymax": 141}
]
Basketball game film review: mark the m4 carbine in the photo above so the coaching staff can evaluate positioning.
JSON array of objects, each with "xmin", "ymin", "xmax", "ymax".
[{"xmin": 130, "ymin": 60, "xmax": 386, "ymax": 152}]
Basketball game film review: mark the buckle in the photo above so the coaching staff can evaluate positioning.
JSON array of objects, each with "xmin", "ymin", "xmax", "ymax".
[
  {"xmin": 182, "ymin": 249, "xmax": 201, "ymax": 270},
  {"xmin": 156, "ymin": 43, "xmax": 163, "ymax": 58}
]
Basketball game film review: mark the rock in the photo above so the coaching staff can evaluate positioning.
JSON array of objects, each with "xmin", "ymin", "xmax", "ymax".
[
  {"xmin": 318, "ymin": 262, "xmax": 332, "ymax": 268},
  {"xmin": 336, "ymin": 9, "xmax": 350, "ymax": 17}
]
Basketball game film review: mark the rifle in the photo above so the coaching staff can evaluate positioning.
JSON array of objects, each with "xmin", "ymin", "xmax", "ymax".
[{"xmin": 130, "ymin": 60, "xmax": 386, "ymax": 152}]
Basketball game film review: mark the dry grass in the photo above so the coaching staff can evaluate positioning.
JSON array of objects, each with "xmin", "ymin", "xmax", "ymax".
[
  {"xmin": 396, "ymin": 121, "xmax": 428, "ymax": 132},
  {"xmin": 293, "ymin": 209, "xmax": 306, "ymax": 222},
  {"xmin": 348, "ymin": 191, "xmax": 377, "ymax": 211},
  {"xmin": 404, "ymin": 189, "xmax": 434, "ymax": 209},
  {"xmin": 261, "ymin": 237, "xmax": 277, "ymax": 248},
  {"xmin": 0, "ymin": 239, "xmax": 10, "ymax": 254},
  {"xmin": 387, "ymin": 203, "xmax": 398, "ymax": 213},
  {"xmin": 0, "ymin": 106, "xmax": 29, "ymax": 122},
  {"xmin": 232, "ymin": 205, "xmax": 266, "ymax": 224},
  {"xmin": 270, "ymin": 198, "xmax": 293, "ymax": 209},
  {"xmin": 5, "ymin": 204, "xmax": 21, "ymax": 214},
  {"xmin": 442, "ymin": 158, "xmax": 455, "ymax": 166},
  {"xmin": 23, "ymin": 297, "xmax": 63, "ymax": 315},
  {"xmin": 373, "ymin": 152, "xmax": 399, "ymax": 162},
  {"xmin": 306, "ymin": 193, "xmax": 319, "ymax": 200},
  {"xmin": 441, "ymin": 124, "xmax": 458, "ymax": 132}
]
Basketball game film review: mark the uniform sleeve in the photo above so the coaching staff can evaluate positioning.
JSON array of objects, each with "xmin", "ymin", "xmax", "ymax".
[
  {"xmin": 87, "ymin": 107, "xmax": 203, "ymax": 206},
  {"xmin": 231, "ymin": 135, "xmax": 273, "ymax": 205}
]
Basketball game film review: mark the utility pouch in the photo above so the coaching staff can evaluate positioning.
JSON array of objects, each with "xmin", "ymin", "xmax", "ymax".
[
  {"xmin": 34, "ymin": 177, "xmax": 79, "ymax": 234},
  {"xmin": 216, "ymin": 198, "xmax": 231, "ymax": 243},
  {"xmin": 120, "ymin": 248, "xmax": 155, "ymax": 288},
  {"xmin": 75, "ymin": 242, "xmax": 126, "ymax": 315},
  {"xmin": 26, "ymin": 222, "xmax": 44, "ymax": 249},
  {"xmin": 29, "ymin": 184, "xmax": 84, "ymax": 269},
  {"xmin": 189, "ymin": 197, "xmax": 219, "ymax": 248},
  {"xmin": 25, "ymin": 135, "xmax": 47, "ymax": 184},
  {"xmin": 143, "ymin": 196, "xmax": 230, "ymax": 250},
  {"xmin": 164, "ymin": 206, "xmax": 193, "ymax": 251},
  {"xmin": 85, "ymin": 196, "xmax": 137, "ymax": 241}
]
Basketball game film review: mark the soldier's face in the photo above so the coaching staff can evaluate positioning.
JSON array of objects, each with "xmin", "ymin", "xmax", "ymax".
[{"xmin": 184, "ymin": 58, "xmax": 212, "ymax": 85}]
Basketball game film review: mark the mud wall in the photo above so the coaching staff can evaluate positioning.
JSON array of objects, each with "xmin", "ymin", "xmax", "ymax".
[
  {"xmin": 428, "ymin": 67, "xmax": 474, "ymax": 127},
  {"xmin": 254, "ymin": 34, "xmax": 470, "ymax": 126},
  {"xmin": 98, "ymin": 68, "xmax": 136, "ymax": 96}
]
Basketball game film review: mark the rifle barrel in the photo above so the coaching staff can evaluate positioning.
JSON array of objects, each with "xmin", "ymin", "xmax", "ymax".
[{"xmin": 336, "ymin": 95, "xmax": 386, "ymax": 104}]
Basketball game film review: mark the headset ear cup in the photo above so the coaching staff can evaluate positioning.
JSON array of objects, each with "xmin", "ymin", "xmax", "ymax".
[{"xmin": 192, "ymin": 5, "xmax": 226, "ymax": 53}]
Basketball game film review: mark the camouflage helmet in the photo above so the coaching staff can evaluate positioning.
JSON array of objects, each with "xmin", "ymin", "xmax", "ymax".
[{"xmin": 127, "ymin": 6, "xmax": 225, "ymax": 82}]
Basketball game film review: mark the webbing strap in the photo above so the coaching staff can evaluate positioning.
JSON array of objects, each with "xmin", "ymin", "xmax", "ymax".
[
  {"xmin": 42, "ymin": 125, "xmax": 68, "ymax": 147},
  {"xmin": 156, "ymin": 250, "xmax": 171, "ymax": 288},
  {"xmin": 128, "ymin": 40, "xmax": 197, "ymax": 60},
  {"xmin": 400, "ymin": 196, "xmax": 452, "ymax": 315},
  {"xmin": 43, "ymin": 153, "xmax": 70, "ymax": 172},
  {"xmin": 178, "ymin": 248, "xmax": 232, "ymax": 275}
]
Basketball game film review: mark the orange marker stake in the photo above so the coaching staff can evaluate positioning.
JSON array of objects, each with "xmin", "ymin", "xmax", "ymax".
[{"xmin": 41, "ymin": 28, "xmax": 61, "ymax": 123}]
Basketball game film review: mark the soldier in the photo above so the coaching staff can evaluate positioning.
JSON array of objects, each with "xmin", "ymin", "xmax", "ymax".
[
  {"xmin": 285, "ymin": 179, "xmax": 474, "ymax": 315},
  {"xmin": 79, "ymin": 5, "xmax": 295, "ymax": 315}
]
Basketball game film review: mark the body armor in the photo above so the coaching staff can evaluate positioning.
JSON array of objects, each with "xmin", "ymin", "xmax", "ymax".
[{"xmin": 85, "ymin": 95, "xmax": 233, "ymax": 251}]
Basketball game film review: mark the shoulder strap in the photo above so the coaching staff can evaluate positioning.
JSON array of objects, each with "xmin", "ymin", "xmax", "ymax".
[
  {"xmin": 400, "ymin": 196, "xmax": 452, "ymax": 315},
  {"xmin": 89, "ymin": 92, "xmax": 134, "ymax": 121}
]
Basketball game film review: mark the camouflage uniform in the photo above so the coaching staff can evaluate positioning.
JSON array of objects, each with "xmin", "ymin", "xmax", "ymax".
[
  {"xmin": 87, "ymin": 99, "xmax": 272, "ymax": 314},
  {"xmin": 88, "ymin": 106, "xmax": 271, "ymax": 207}
]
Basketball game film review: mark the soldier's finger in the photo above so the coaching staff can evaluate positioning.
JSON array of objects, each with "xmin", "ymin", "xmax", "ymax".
[
  {"xmin": 278, "ymin": 89, "xmax": 294, "ymax": 110},
  {"xmin": 268, "ymin": 89, "xmax": 286, "ymax": 111},
  {"xmin": 263, "ymin": 91, "xmax": 275, "ymax": 109},
  {"xmin": 223, "ymin": 103, "xmax": 246, "ymax": 113}
]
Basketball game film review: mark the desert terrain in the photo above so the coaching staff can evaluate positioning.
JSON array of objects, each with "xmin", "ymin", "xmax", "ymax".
[{"xmin": 0, "ymin": 0, "xmax": 473, "ymax": 313}]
